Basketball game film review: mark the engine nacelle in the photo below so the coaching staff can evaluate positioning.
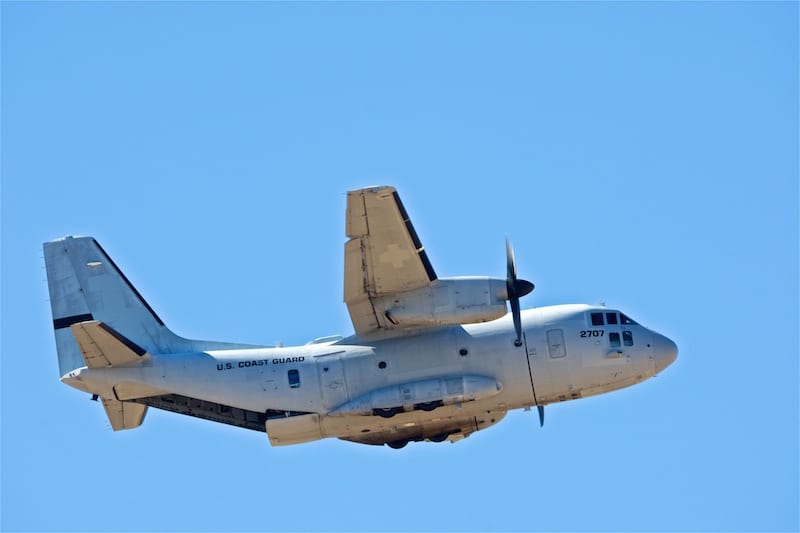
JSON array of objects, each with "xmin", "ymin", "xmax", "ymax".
[{"xmin": 376, "ymin": 277, "xmax": 508, "ymax": 328}]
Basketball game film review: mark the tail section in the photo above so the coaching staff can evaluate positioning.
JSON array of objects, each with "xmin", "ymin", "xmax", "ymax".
[
  {"xmin": 45, "ymin": 236, "xmax": 186, "ymax": 376},
  {"xmin": 58, "ymin": 320, "xmax": 168, "ymax": 431},
  {"xmin": 44, "ymin": 236, "xmax": 257, "ymax": 377}
]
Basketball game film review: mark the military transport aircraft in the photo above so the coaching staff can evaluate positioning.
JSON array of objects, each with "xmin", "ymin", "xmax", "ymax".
[{"xmin": 45, "ymin": 186, "xmax": 677, "ymax": 448}]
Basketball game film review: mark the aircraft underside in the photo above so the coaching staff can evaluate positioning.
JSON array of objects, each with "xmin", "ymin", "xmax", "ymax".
[{"xmin": 132, "ymin": 392, "xmax": 506, "ymax": 448}]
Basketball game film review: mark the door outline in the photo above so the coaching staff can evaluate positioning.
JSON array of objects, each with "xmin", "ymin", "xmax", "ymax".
[{"xmin": 316, "ymin": 353, "xmax": 349, "ymax": 411}]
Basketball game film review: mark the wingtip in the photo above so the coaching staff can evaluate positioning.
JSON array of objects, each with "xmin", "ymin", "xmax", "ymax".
[{"xmin": 349, "ymin": 185, "xmax": 396, "ymax": 195}]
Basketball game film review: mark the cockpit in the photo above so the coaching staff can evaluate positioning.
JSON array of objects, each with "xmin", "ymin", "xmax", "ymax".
[
  {"xmin": 577, "ymin": 307, "xmax": 676, "ymax": 375},
  {"xmin": 586, "ymin": 310, "xmax": 640, "ymax": 348}
]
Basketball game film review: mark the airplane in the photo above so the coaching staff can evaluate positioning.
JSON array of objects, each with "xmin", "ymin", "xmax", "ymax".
[{"xmin": 45, "ymin": 185, "xmax": 677, "ymax": 449}]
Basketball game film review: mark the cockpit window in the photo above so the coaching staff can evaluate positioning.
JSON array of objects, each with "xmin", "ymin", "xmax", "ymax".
[
  {"xmin": 590, "ymin": 311, "xmax": 625, "ymax": 326},
  {"xmin": 622, "ymin": 331, "xmax": 634, "ymax": 346},
  {"xmin": 609, "ymin": 332, "xmax": 621, "ymax": 348},
  {"xmin": 590, "ymin": 311, "xmax": 636, "ymax": 326}
]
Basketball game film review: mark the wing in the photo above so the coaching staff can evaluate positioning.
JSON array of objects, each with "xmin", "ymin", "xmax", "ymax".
[{"xmin": 344, "ymin": 186, "xmax": 437, "ymax": 335}]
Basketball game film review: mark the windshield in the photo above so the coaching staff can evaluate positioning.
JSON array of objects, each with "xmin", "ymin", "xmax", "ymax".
[{"xmin": 588, "ymin": 310, "xmax": 639, "ymax": 326}]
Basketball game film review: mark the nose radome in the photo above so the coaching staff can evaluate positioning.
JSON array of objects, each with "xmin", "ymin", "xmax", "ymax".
[{"xmin": 653, "ymin": 334, "xmax": 678, "ymax": 374}]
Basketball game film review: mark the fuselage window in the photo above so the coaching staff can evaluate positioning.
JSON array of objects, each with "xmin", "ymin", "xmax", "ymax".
[
  {"xmin": 609, "ymin": 332, "xmax": 621, "ymax": 348},
  {"xmin": 622, "ymin": 331, "xmax": 634, "ymax": 346},
  {"xmin": 620, "ymin": 313, "xmax": 638, "ymax": 325},
  {"xmin": 606, "ymin": 312, "xmax": 618, "ymax": 325},
  {"xmin": 590, "ymin": 312, "xmax": 604, "ymax": 326},
  {"xmin": 288, "ymin": 369, "xmax": 300, "ymax": 389}
]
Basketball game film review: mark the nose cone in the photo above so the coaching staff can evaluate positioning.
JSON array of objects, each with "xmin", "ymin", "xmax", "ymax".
[{"xmin": 653, "ymin": 334, "xmax": 678, "ymax": 374}]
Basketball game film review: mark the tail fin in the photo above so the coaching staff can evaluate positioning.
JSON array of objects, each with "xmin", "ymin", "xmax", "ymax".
[
  {"xmin": 44, "ymin": 236, "xmax": 189, "ymax": 375},
  {"xmin": 44, "ymin": 236, "xmax": 256, "ymax": 376}
]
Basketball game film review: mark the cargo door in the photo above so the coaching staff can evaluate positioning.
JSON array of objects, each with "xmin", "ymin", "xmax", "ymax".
[{"xmin": 316, "ymin": 353, "xmax": 349, "ymax": 411}]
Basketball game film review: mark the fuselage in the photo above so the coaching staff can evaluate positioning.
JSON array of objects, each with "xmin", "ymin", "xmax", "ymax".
[{"xmin": 63, "ymin": 304, "xmax": 677, "ymax": 446}]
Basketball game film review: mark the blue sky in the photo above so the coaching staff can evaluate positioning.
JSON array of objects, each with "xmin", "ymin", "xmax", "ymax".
[{"xmin": 2, "ymin": 2, "xmax": 797, "ymax": 531}]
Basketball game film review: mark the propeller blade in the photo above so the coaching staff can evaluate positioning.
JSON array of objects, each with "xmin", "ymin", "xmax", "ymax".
[
  {"xmin": 537, "ymin": 405, "xmax": 545, "ymax": 427},
  {"xmin": 506, "ymin": 237, "xmax": 516, "ymax": 281},
  {"xmin": 505, "ymin": 237, "xmax": 534, "ymax": 346},
  {"xmin": 510, "ymin": 296, "xmax": 522, "ymax": 346}
]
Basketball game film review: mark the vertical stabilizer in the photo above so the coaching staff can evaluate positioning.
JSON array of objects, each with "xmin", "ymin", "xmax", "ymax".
[
  {"xmin": 45, "ymin": 236, "xmax": 262, "ymax": 378},
  {"xmin": 44, "ymin": 236, "xmax": 191, "ymax": 375}
]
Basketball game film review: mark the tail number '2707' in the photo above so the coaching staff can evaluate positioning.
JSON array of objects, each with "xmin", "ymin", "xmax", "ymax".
[{"xmin": 580, "ymin": 330, "xmax": 604, "ymax": 338}]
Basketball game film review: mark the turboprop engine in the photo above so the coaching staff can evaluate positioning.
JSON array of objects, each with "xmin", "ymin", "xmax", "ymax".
[{"xmin": 375, "ymin": 277, "xmax": 509, "ymax": 327}]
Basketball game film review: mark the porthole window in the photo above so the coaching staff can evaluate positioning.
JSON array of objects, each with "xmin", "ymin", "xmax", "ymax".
[
  {"xmin": 288, "ymin": 369, "xmax": 300, "ymax": 388},
  {"xmin": 459, "ymin": 348, "xmax": 469, "ymax": 356},
  {"xmin": 378, "ymin": 361, "xmax": 387, "ymax": 369}
]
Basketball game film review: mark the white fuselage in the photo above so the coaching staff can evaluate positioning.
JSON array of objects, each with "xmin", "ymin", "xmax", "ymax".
[{"xmin": 62, "ymin": 304, "xmax": 675, "ymax": 446}]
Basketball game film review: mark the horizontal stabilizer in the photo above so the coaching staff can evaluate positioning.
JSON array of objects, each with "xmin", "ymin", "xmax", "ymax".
[
  {"xmin": 101, "ymin": 397, "xmax": 147, "ymax": 431},
  {"xmin": 70, "ymin": 321, "xmax": 147, "ymax": 368}
]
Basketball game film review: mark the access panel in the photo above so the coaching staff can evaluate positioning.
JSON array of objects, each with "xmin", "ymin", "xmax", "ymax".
[{"xmin": 316, "ymin": 353, "xmax": 349, "ymax": 411}]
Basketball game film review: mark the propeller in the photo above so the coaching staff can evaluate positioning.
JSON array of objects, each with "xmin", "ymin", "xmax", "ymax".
[
  {"xmin": 505, "ymin": 237, "xmax": 534, "ymax": 347},
  {"xmin": 505, "ymin": 238, "xmax": 543, "ymax": 427}
]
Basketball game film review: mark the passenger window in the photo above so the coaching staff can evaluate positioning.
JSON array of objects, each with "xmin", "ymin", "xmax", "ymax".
[
  {"xmin": 606, "ymin": 312, "xmax": 618, "ymax": 325},
  {"xmin": 288, "ymin": 369, "xmax": 300, "ymax": 389},
  {"xmin": 591, "ymin": 312, "xmax": 604, "ymax": 326},
  {"xmin": 620, "ymin": 313, "xmax": 638, "ymax": 325},
  {"xmin": 622, "ymin": 331, "xmax": 633, "ymax": 346},
  {"xmin": 609, "ymin": 332, "xmax": 621, "ymax": 348},
  {"xmin": 547, "ymin": 329, "xmax": 566, "ymax": 359}
]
